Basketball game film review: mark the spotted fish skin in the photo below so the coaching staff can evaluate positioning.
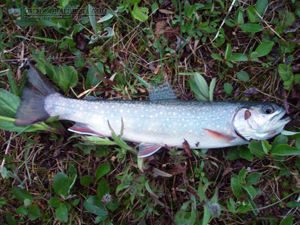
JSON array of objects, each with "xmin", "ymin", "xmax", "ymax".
[
  {"xmin": 15, "ymin": 64, "xmax": 290, "ymax": 158},
  {"xmin": 45, "ymin": 93, "xmax": 249, "ymax": 148}
]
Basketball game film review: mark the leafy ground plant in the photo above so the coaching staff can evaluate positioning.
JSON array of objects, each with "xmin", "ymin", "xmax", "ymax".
[{"xmin": 1, "ymin": 0, "xmax": 300, "ymax": 224}]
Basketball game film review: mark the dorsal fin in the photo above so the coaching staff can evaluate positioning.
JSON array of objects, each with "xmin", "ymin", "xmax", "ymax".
[{"xmin": 148, "ymin": 82, "xmax": 177, "ymax": 101}]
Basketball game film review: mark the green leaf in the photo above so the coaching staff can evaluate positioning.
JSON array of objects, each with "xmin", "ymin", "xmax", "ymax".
[
  {"xmin": 84, "ymin": 196, "xmax": 108, "ymax": 216},
  {"xmin": 28, "ymin": 205, "xmax": 41, "ymax": 220},
  {"xmin": 5, "ymin": 214, "xmax": 17, "ymax": 225},
  {"xmin": 261, "ymin": 140, "xmax": 271, "ymax": 154},
  {"xmin": 225, "ymin": 61, "xmax": 233, "ymax": 68},
  {"xmin": 127, "ymin": 0, "xmax": 140, "ymax": 3},
  {"xmin": 86, "ymin": 62, "xmax": 104, "ymax": 88},
  {"xmin": 202, "ymin": 204, "xmax": 211, "ymax": 225},
  {"xmin": 16, "ymin": 205, "xmax": 28, "ymax": 215},
  {"xmin": 56, "ymin": 203, "xmax": 68, "ymax": 222},
  {"xmin": 271, "ymin": 144, "xmax": 300, "ymax": 156},
  {"xmin": 279, "ymin": 214, "xmax": 293, "ymax": 225},
  {"xmin": 239, "ymin": 146, "xmax": 253, "ymax": 162},
  {"xmin": 211, "ymin": 54, "xmax": 223, "ymax": 61},
  {"xmin": 255, "ymin": 41, "xmax": 274, "ymax": 57},
  {"xmin": 224, "ymin": 83, "xmax": 233, "ymax": 94},
  {"xmin": 12, "ymin": 187, "xmax": 34, "ymax": 202},
  {"xmin": 132, "ymin": 3, "xmax": 149, "ymax": 22},
  {"xmin": 281, "ymin": 130, "xmax": 300, "ymax": 136},
  {"xmin": 231, "ymin": 177, "xmax": 243, "ymax": 199},
  {"xmin": 184, "ymin": 1, "xmax": 191, "ymax": 17},
  {"xmin": 31, "ymin": 36, "xmax": 63, "ymax": 43},
  {"xmin": 239, "ymin": 23, "xmax": 263, "ymax": 33},
  {"xmin": 247, "ymin": 173, "xmax": 261, "ymax": 185},
  {"xmin": 53, "ymin": 172, "xmax": 70, "ymax": 197},
  {"xmin": 238, "ymin": 167, "xmax": 247, "ymax": 183},
  {"xmin": 226, "ymin": 147, "xmax": 240, "ymax": 160},
  {"xmin": 48, "ymin": 197, "xmax": 61, "ymax": 208},
  {"xmin": 234, "ymin": 7, "xmax": 244, "ymax": 25},
  {"xmin": 0, "ymin": 89, "xmax": 20, "ymax": 118},
  {"xmin": 14, "ymin": 19, "xmax": 39, "ymax": 26},
  {"xmin": 59, "ymin": 0, "xmax": 69, "ymax": 8},
  {"xmin": 58, "ymin": 65, "xmax": 78, "ymax": 93},
  {"xmin": 6, "ymin": 69, "xmax": 18, "ymax": 96},
  {"xmin": 225, "ymin": 44, "xmax": 232, "ymax": 59},
  {"xmin": 228, "ymin": 53, "xmax": 248, "ymax": 61},
  {"xmin": 81, "ymin": 136, "xmax": 116, "ymax": 145},
  {"xmin": 247, "ymin": 6, "xmax": 256, "ymax": 23},
  {"xmin": 0, "ymin": 197, "xmax": 7, "ymax": 207},
  {"xmin": 106, "ymin": 198, "xmax": 120, "ymax": 211},
  {"xmin": 68, "ymin": 164, "xmax": 77, "ymax": 177},
  {"xmin": 250, "ymin": 52, "xmax": 261, "ymax": 60},
  {"xmin": 98, "ymin": 10, "xmax": 114, "ymax": 23},
  {"xmin": 248, "ymin": 140, "xmax": 268, "ymax": 158},
  {"xmin": 243, "ymin": 184, "xmax": 256, "ymax": 199},
  {"xmin": 194, "ymin": 73, "xmax": 209, "ymax": 100},
  {"xmin": 209, "ymin": 78, "xmax": 216, "ymax": 101},
  {"xmin": 287, "ymin": 201, "xmax": 300, "ymax": 208},
  {"xmin": 97, "ymin": 178, "xmax": 110, "ymax": 199},
  {"xmin": 88, "ymin": 4, "xmax": 97, "ymax": 32},
  {"xmin": 272, "ymin": 134, "xmax": 288, "ymax": 149},
  {"xmin": 95, "ymin": 164, "xmax": 111, "ymax": 181},
  {"xmin": 227, "ymin": 197, "xmax": 235, "ymax": 213},
  {"xmin": 255, "ymin": 0, "xmax": 268, "ymax": 21},
  {"xmin": 75, "ymin": 57, "xmax": 85, "ymax": 68},
  {"xmin": 237, "ymin": 71, "xmax": 249, "ymax": 82},
  {"xmin": 145, "ymin": 180, "xmax": 159, "ymax": 198},
  {"xmin": 80, "ymin": 175, "xmax": 94, "ymax": 186}
]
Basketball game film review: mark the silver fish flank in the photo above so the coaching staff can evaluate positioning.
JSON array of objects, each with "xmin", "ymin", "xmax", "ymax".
[{"xmin": 15, "ymin": 64, "xmax": 291, "ymax": 158}]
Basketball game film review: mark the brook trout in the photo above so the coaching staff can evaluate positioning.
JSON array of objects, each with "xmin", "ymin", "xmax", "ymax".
[{"xmin": 15, "ymin": 64, "xmax": 290, "ymax": 157}]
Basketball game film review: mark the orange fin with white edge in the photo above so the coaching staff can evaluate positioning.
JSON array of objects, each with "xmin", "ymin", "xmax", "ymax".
[
  {"xmin": 202, "ymin": 128, "xmax": 236, "ymax": 143},
  {"xmin": 138, "ymin": 143, "xmax": 163, "ymax": 158},
  {"xmin": 68, "ymin": 123, "xmax": 105, "ymax": 137}
]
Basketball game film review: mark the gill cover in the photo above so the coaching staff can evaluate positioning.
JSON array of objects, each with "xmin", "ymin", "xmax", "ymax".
[{"xmin": 233, "ymin": 104, "xmax": 290, "ymax": 141}]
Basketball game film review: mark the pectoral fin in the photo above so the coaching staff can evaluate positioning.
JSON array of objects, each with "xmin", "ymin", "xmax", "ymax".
[
  {"xmin": 138, "ymin": 143, "xmax": 163, "ymax": 158},
  {"xmin": 202, "ymin": 128, "xmax": 236, "ymax": 143},
  {"xmin": 68, "ymin": 123, "xmax": 105, "ymax": 137}
]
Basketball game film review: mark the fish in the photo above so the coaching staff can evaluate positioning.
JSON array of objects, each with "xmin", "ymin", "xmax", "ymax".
[{"xmin": 14, "ymin": 64, "xmax": 291, "ymax": 158}]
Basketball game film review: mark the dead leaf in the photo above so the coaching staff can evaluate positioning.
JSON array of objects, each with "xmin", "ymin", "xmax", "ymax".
[
  {"xmin": 155, "ymin": 21, "xmax": 167, "ymax": 36},
  {"xmin": 182, "ymin": 139, "xmax": 192, "ymax": 158},
  {"xmin": 159, "ymin": 9, "xmax": 175, "ymax": 14}
]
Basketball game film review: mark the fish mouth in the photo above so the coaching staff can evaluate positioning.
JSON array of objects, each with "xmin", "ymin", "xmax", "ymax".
[{"xmin": 268, "ymin": 109, "xmax": 291, "ymax": 130}]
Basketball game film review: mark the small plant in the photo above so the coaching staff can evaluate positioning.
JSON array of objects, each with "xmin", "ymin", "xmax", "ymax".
[
  {"xmin": 12, "ymin": 187, "xmax": 41, "ymax": 221},
  {"xmin": 83, "ymin": 163, "xmax": 120, "ymax": 223},
  {"xmin": 182, "ymin": 72, "xmax": 216, "ymax": 101},
  {"xmin": 117, "ymin": 0, "xmax": 149, "ymax": 22}
]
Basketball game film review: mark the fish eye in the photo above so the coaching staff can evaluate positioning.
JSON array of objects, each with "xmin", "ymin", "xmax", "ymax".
[{"xmin": 262, "ymin": 105, "xmax": 274, "ymax": 114}]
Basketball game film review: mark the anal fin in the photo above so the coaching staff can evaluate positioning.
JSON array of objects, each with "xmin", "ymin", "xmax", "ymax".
[
  {"xmin": 138, "ymin": 143, "xmax": 163, "ymax": 158},
  {"xmin": 202, "ymin": 128, "xmax": 236, "ymax": 143},
  {"xmin": 68, "ymin": 123, "xmax": 105, "ymax": 137}
]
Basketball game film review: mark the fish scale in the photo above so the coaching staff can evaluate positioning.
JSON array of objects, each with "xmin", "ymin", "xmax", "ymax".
[{"xmin": 15, "ymin": 64, "xmax": 290, "ymax": 158}]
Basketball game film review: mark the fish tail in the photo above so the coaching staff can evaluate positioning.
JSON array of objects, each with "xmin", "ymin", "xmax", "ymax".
[{"xmin": 14, "ymin": 64, "xmax": 58, "ymax": 126}]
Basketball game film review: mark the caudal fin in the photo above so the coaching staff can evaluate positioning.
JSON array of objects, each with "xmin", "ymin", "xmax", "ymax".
[{"xmin": 14, "ymin": 63, "xmax": 57, "ymax": 126}]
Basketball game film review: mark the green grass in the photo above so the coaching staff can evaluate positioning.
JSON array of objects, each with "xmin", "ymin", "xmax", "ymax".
[{"xmin": 1, "ymin": 0, "xmax": 300, "ymax": 224}]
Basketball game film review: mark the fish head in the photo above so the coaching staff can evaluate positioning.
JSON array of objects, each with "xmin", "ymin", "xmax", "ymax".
[{"xmin": 233, "ymin": 103, "xmax": 290, "ymax": 141}]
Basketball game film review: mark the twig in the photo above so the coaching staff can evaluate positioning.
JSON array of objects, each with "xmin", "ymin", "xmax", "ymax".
[
  {"xmin": 0, "ymin": 133, "xmax": 12, "ymax": 173},
  {"xmin": 254, "ymin": 9, "xmax": 286, "ymax": 42},
  {"xmin": 211, "ymin": 0, "xmax": 237, "ymax": 43}
]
